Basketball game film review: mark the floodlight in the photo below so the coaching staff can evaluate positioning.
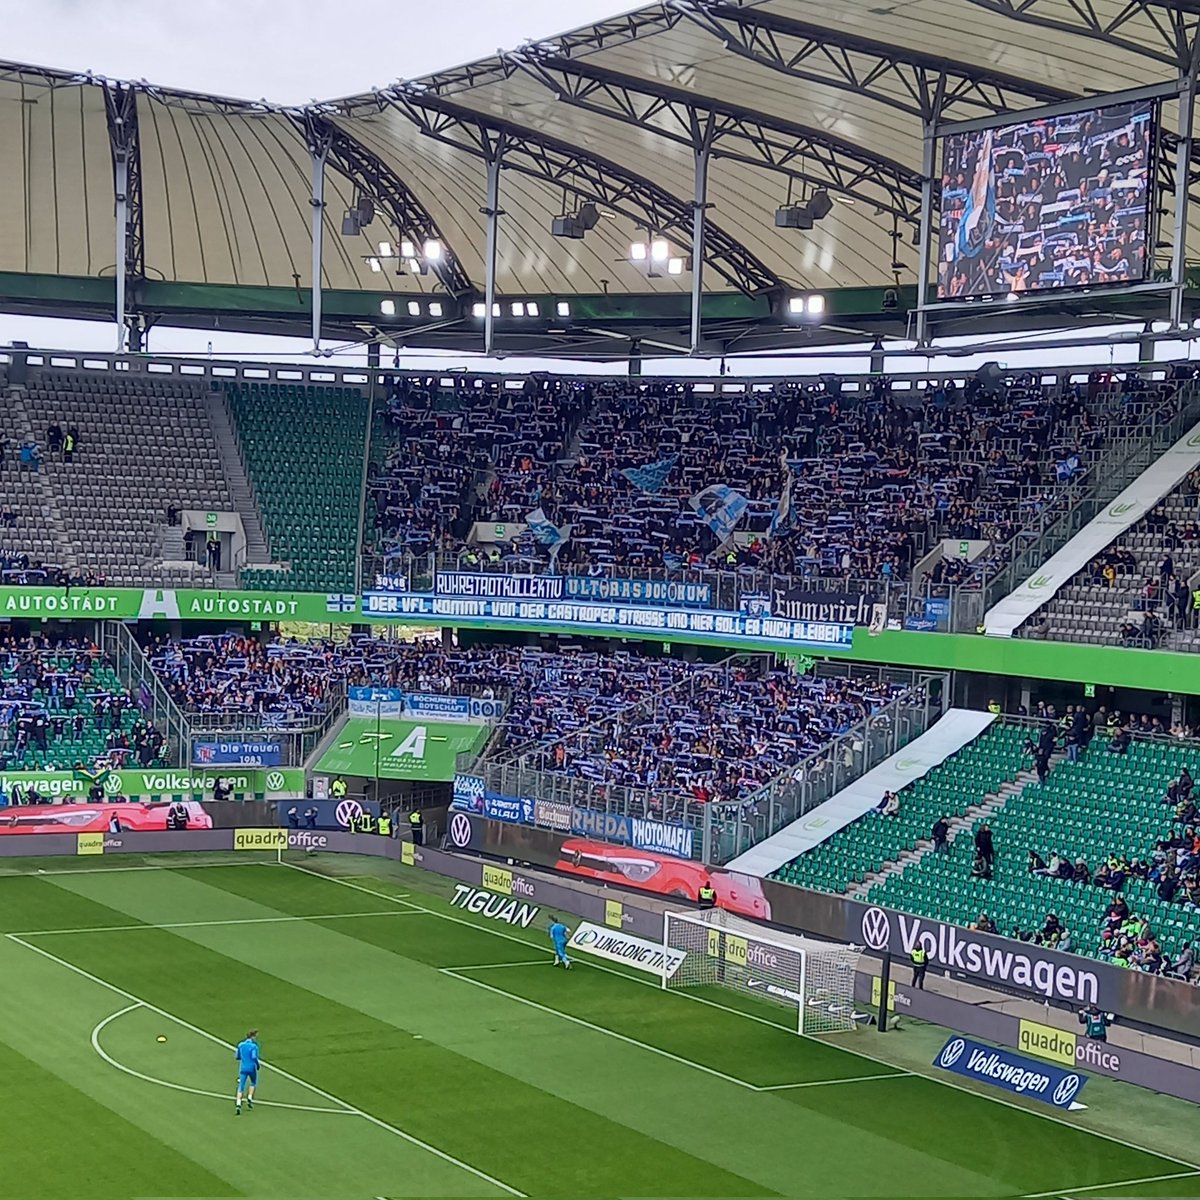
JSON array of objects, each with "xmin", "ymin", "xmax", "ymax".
[
  {"xmin": 526, "ymin": 301, "xmax": 540, "ymax": 317},
  {"xmin": 377, "ymin": 241, "xmax": 393, "ymax": 257},
  {"xmin": 400, "ymin": 239, "xmax": 416, "ymax": 259},
  {"xmin": 424, "ymin": 239, "xmax": 443, "ymax": 261},
  {"xmin": 667, "ymin": 257, "xmax": 685, "ymax": 276},
  {"xmin": 429, "ymin": 302, "xmax": 444, "ymax": 317},
  {"xmin": 407, "ymin": 301, "xmax": 421, "ymax": 316},
  {"xmin": 630, "ymin": 241, "xmax": 648, "ymax": 261},
  {"xmin": 556, "ymin": 301, "xmax": 571, "ymax": 317},
  {"xmin": 472, "ymin": 302, "xmax": 486, "ymax": 318},
  {"xmin": 806, "ymin": 294, "xmax": 825, "ymax": 315},
  {"xmin": 511, "ymin": 301, "xmax": 525, "ymax": 317},
  {"xmin": 787, "ymin": 296, "xmax": 806, "ymax": 314},
  {"xmin": 651, "ymin": 238, "xmax": 670, "ymax": 263},
  {"xmin": 380, "ymin": 299, "xmax": 396, "ymax": 316},
  {"xmin": 367, "ymin": 257, "xmax": 382, "ymax": 273}
]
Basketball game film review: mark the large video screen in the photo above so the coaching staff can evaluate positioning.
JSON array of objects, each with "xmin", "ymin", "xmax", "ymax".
[{"xmin": 937, "ymin": 99, "xmax": 1154, "ymax": 299}]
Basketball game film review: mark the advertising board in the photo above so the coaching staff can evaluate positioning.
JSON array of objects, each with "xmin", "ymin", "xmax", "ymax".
[
  {"xmin": 192, "ymin": 740, "xmax": 282, "ymax": 767},
  {"xmin": 933, "ymin": 1036, "xmax": 1088, "ymax": 1109}
]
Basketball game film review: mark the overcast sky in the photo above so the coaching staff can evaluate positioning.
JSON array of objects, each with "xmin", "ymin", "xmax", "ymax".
[{"xmin": 0, "ymin": 0, "xmax": 629, "ymax": 102}]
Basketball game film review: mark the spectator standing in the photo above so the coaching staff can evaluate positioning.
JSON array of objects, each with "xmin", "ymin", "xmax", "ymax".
[
  {"xmin": 974, "ymin": 823, "xmax": 995, "ymax": 871},
  {"xmin": 931, "ymin": 816, "xmax": 949, "ymax": 854}
]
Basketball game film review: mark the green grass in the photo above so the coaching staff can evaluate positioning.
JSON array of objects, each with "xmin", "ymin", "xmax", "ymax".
[{"xmin": 1, "ymin": 854, "xmax": 1196, "ymax": 1199}]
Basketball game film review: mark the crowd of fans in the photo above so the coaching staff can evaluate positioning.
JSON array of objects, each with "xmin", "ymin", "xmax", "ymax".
[
  {"xmin": 143, "ymin": 631, "xmax": 911, "ymax": 813},
  {"xmin": 0, "ymin": 635, "xmax": 166, "ymax": 784},
  {"xmin": 365, "ymin": 368, "xmax": 1192, "ymax": 599}
]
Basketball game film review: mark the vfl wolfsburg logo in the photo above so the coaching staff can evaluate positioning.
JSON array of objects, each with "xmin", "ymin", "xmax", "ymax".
[
  {"xmin": 1107, "ymin": 501, "xmax": 1135, "ymax": 518},
  {"xmin": 265, "ymin": 771, "xmax": 286, "ymax": 792}
]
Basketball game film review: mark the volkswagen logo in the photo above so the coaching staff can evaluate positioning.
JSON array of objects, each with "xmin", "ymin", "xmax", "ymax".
[
  {"xmin": 335, "ymin": 799, "xmax": 363, "ymax": 829},
  {"xmin": 939, "ymin": 1038, "xmax": 966, "ymax": 1069},
  {"xmin": 265, "ymin": 771, "xmax": 285, "ymax": 792},
  {"xmin": 449, "ymin": 812, "xmax": 472, "ymax": 848},
  {"xmin": 103, "ymin": 774, "xmax": 123, "ymax": 795},
  {"xmin": 861, "ymin": 906, "xmax": 891, "ymax": 951},
  {"xmin": 1053, "ymin": 1075, "xmax": 1081, "ymax": 1106}
]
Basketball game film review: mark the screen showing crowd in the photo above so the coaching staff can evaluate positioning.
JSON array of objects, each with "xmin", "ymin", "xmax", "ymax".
[{"xmin": 937, "ymin": 100, "xmax": 1154, "ymax": 299}]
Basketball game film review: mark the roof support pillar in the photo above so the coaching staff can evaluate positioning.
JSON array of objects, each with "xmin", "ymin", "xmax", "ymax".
[
  {"xmin": 482, "ymin": 135, "xmax": 506, "ymax": 357},
  {"xmin": 914, "ymin": 121, "xmax": 937, "ymax": 347},
  {"xmin": 308, "ymin": 132, "xmax": 332, "ymax": 353},
  {"xmin": 1172, "ymin": 49, "xmax": 1200, "ymax": 328},
  {"xmin": 114, "ymin": 153, "xmax": 130, "ymax": 354},
  {"xmin": 690, "ymin": 127, "xmax": 714, "ymax": 356}
]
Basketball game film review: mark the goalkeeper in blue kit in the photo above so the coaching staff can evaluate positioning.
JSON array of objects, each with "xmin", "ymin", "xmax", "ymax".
[
  {"xmin": 549, "ymin": 918, "xmax": 572, "ymax": 968},
  {"xmin": 234, "ymin": 1030, "xmax": 260, "ymax": 1115}
]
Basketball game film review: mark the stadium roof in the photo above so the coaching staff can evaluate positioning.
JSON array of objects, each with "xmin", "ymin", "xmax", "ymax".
[{"xmin": 1, "ymin": 0, "xmax": 1199, "ymax": 355}]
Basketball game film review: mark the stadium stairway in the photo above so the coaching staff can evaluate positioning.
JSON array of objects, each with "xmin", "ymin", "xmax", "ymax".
[
  {"xmin": 769, "ymin": 723, "xmax": 1032, "ymax": 895},
  {"xmin": 728, "ymin": 709, "xmax": 997, "ymax": 878},
  {"xmin": 1, "ymin": 383, "xmax": 82, "ymax": 573},
  {"xmin": 846, "ymin": 753, "xmax": 1058, "ymax": 898},
  {"xmin": 204, "ymin": 390, "xmax": 272, "ymax": 571}
]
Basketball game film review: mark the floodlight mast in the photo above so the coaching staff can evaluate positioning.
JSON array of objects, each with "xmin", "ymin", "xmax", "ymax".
[
  {"xmin": 691, "ymin": 119, "xmax": 715, "ymax": 356},
  {"xmin": 482, "ymin": 133, "xmax": 506, "ymax": 357}
]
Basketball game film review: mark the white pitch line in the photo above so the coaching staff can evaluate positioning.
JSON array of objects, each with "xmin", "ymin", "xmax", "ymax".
[
  {"xmin": 756, "ymin": 1071, "xmax": 915, "ymax": 1090},
  {"xmin": 280, "ymin": 861, "xmax": 1200, "ymax": 1172},
  {"xmin": 449, "ymin": 961, "xmax": 551, "ymax": 971},
  {"xmin": 9, "ymin": 933, "xmax": 525, "ymax": 1198},
  {"xmin": 445, "ymin": 965, "xmax": 770, "ymax": 1092},
  {"xmin": 1021, "ymin": 1170, "xmax": 1200, "ymax": 1199},
  {"xmin": 91, "ymin": 1004, "xmax": 350, "ymax": 1114},
  {"xmin": 10, "ymin": 910, "xmax": 422, "ymax": 937},
  {"xmin": 15, "ymin": 861, "xmax": 271, "ymax": 877}
]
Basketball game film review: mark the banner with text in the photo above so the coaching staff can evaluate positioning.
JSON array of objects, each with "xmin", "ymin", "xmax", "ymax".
[
  {"xmin": 192, "ymin": 740, "xmax": 282, "ymax": 767},
  {"xmin": 0, "ymin": 767, "xmax": 303, "ymax": 801},
  {"xmin": 363, "ymin": 590, "xmax": 852, "ymax": 650}
]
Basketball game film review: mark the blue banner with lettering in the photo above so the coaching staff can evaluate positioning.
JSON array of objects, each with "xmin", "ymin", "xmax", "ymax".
[
  {"xmin": 348, "ymin": 687, "xmax": 405, "ymax": 718},
  {"xmin": 570, "ymin": 806, "xmax": 695, "ymax": 859},
  {"xmin": 933, "ymin": 1037, "xmax": 1088, "ymax": 1109},
  {"xmin": 193, "ymin": 740, "xmax": 282, "ymax": 767}
]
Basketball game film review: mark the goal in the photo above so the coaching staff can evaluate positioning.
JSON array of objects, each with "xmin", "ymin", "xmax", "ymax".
[{"xmin": 662, "ymin": 908, "xmax": 862, "ymax": 1034}]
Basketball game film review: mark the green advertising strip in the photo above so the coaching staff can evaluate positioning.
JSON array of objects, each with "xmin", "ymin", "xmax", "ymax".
[
  {"xmin": 0, "ymin": 767, "xmax": 304, "ymax": 801},
  {"xmin": 315, "ymin": 718, "xmax": 487, "ymax": 782},
  {"xmin": 0, "ymin": 585, "xmax": 354, "ymax": 622},
  {"xmin": 5, "ymin": 583, "xmax": 1199, "ymax": 694}
]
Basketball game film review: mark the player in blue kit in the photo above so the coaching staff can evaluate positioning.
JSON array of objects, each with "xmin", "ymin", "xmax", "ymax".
[
  {"xmin": 549, "ymin": 918, "xmax": 572, "ymax": 968},
  {"xmin": 234, "ymin": 1029, "xmax": 260, "ymax": 1115}
]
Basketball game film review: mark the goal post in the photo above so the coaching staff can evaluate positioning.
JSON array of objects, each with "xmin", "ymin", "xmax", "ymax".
[{"xmin": 661, "ymin": 908, "xmax": 862, "ymax": 1035}]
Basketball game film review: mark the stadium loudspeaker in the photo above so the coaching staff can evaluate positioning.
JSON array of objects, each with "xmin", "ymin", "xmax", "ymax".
[
  {"xmin": 808, "ymin": 190, "xmax": 833, "ymax": 221},
  {"xmin": 7, "ymin": 340, "xmax": 27, "ymax": 384},
  {"xmin": 355, "ymin": 197, "xmax": 375, "ymax": 227},
  {"xmin": 976, "ymin": 361, "xmax": 1004, "ymax": 389}
]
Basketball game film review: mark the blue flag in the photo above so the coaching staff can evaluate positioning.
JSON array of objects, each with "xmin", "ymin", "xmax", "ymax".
[
  {"xmin": 620, "ymin": 454, "xmax": 678, "ymax": 494},
  {"xmin": 525, "ymin": 508, "xmax": 571, "ymax": 563},
  {"xmin": 689, "ymin": 484, "xmax": 748, "ymax": 543}
]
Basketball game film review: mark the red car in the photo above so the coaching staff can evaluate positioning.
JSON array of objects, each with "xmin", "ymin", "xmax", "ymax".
[
  {"xmin": 554, "ymin": 837, "xmax": 771, "ymax": 919},
  {"xmin": 0, "ymin": 801, "xmax": 213, "ymax": 835}
]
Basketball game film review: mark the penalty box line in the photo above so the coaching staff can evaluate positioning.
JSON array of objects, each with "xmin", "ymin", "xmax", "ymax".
[
  {"xmin": 7, "ymin": 932, "xmax": 525, "ymax": 1198},
  {"xmin": 280, "ymin": 864, "xmax": 1200, "ymax": 1175},
  {"xmin": 443, "ymin": 962, "xmax": 909, "ymax": 1094}
]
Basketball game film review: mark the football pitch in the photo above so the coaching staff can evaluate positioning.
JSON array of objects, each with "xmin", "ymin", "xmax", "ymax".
[{"xmin": 3, "ymin": 854, "xmax": 1198, "ymax": 1200}]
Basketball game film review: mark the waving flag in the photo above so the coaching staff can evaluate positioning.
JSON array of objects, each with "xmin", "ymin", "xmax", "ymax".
[
  {"xmin": 768, "ymin": 452, "xmax": 795, "ymax": 539},
  {"xmin": 525, "ymin": 508, "xmax": 572, "ymax": 564},
  {"xmin": 620, "ymin": 454, "xmax": 678, "ymax": 494},
  {"xmin": 690, "ymin": 484, "xmax": 748, "ymax": 542}
]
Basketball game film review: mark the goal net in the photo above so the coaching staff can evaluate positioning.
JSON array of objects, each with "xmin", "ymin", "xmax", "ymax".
[{"xmin": 662, "ymin": 908, "xmax": 862, "ymax": 1035}]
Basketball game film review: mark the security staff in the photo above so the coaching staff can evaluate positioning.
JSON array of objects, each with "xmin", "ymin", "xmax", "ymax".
[
  {"xmin": 698, "ymin": 882, "xmax": 717, "ymax": 908},
  {"xmin": 910, "ymin": 945, "xmax": 928, "ymax": 989},
  {"xmin": 377, "ymin": 812, "xmax": 391, "ymax": 838},
  {"xmin": 330, "ymin": 777, "xmax": 348, "ymax": 799},
  {"xmin": 409, "ymin": 808, "xmax": 424, "ymax": 846},
  {"xmin": 1078, "ymin": 1004, "xmax": 1113, "ymax": 1041},
  {"xmin": 987, "ymin": 699, "xmax": 1001, "ymax": 715}
]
